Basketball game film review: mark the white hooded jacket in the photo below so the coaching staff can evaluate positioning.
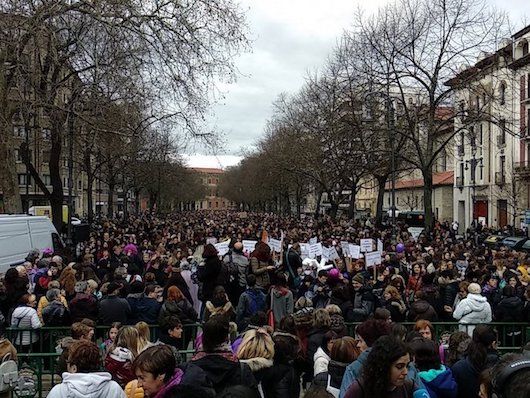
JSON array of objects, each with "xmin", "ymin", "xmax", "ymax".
[
  {"xmin": 47, "ymin": 372, "xmax": 125, "ymax": 398},
  {"xmin": 314, "ymin": 346, "xmax": 331, "ymax": 376},
  {"xmin": 453, "ymin": 293, "xmax": 492, "ymax": 335}
]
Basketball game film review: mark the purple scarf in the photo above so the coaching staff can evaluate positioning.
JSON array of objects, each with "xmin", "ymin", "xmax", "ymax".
[{"xmin": 153, "ymin": 368, "xmax": 184, "ymax": 398}]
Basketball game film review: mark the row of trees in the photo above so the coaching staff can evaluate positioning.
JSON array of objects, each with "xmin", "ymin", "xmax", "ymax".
[
  {"xmin": 220, "ymin": 0, "xmax": 508, "ymax": 231},
  {"xmin": 0, "ymin": 0, "xmax": 248, "ymax": 230}
]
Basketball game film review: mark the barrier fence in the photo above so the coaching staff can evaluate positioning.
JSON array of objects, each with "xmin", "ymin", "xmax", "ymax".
[{"xmin": 5, "ymin": 322, "xmax": 529, "ymax": 398}]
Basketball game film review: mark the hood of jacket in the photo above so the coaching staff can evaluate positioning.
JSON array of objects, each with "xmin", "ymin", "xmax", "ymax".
[
  {"xmin": 56, "ymin": 372, "xmax": 118, "ymax": 398},
  {"xmin": 239, "ymin": 357, "xmax": 273, "ymax": 372},
  {"xmin": 419, "ymin": 366, "xmax": 457, "ymax": 393},
  {"xmin": 412, "ymin": 299, "xmax": 432, "ymax": 313},
  {"xmin": 499, "ymin": 296, "xmax": 522, "ymax": 309},
  {"xmin": 109, "ymin": 347, "xmax": 133, "ymax": 362},
  {"xmin": 191, "ymin": 353, "xmax": 241, "ymax": 386},
  {"xmin": 466, "ymin": 293, "xmax": 489, "ymax": 311},
  {"xmin": 314, "ymin": 347, "xmax": 330, "ymax": 363}
]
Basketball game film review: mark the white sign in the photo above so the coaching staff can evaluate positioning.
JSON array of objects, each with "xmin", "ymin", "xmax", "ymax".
[
  {"xmin": 365, "ymin": 251, "xmax": 382, "ymax": 267},
  {"xmin": 341, "ymin": 241, "xmax": 350, "ymax": 257},
  {"xmin": 309, "ymin": 237, "xmax": 318, "ymax": 244},
  {"xmin": 214, "ymin": 240, "xmax": 230, "ymax": 257},
  {"xmin": 360, "ymin": 239, "xmax": 373, "ymax": 252},
  {"xmin": 407, "ymin": 227, "xmax": 424, "ymax": 240},
  {"xmin": 348, "ymin": 244, "xmax": 361, "ymax": 259},
  {"xmin": 242, "ymin": 240, "xmax": 258, "ymax": 254},
  {"xmin": 299, "ymin": 243, "xmax": 310, "ymax": 259},
  {"xmin": 377, "ymin": 239, "xmax": 383, "ymax": 255},
  {"xmin": 206, "ymin": 237, "xmax": 217, "ymax": 245},
  {"xmin": 309, "ymin": 242, "xmax": 323, "ymax": 258},
  {"xmin": 269, "ymin": 238, "xmax": 282, "ymax": 253},
  {"xmin": 328, "ymin": 246, "xmax": 340, "ymax": 260}
]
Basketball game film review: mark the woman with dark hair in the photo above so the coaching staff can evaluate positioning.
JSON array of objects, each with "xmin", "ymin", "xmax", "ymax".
[
  {"xmin": 410, "ymin": 338, "xmax": 457, "ymax": 398},
  {"xmin": 203, "ymin": 286, "xmax": 235, "ymax": 322},
  {"xmin": 198, "ymin": 244, "xmax": 222, "ymax": 309},
  {"xmin": 159, "ymin": 286, "xmax": 197, "ymax": 326},
  {"xmin": 313, "ymin": 330, "xmax": 339, "ymax": 376},
  {"xmin": 445, "ymin": 331, "xmax": 470, "ymax": 368},
  {"xmin": 269, "ymin": 272, "xmax": 294, "ymax": 328},
  {"xmin": 313, "ymin": 336, "xmax": 360, "ymax": 397},
  {"xmin": 343, "ymin": 336, "xmax": 426, "ymax": 398},
  {"xmin": 451, "ymin": 325, "xmax": 499, "ymax": 398},
  {"xmin": 250, "ymin": 242, "xmax": 274, "ymax": 290}
]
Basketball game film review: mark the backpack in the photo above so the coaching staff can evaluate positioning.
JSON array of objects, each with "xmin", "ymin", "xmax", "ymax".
[
  {"xmin": 0, "ymin": 353, "xmax": 18, "ymax": 393},
  {"xmin": 222, "ymin": 252, "xmax": 239, "ymax": 284},
  {"xmin": 246, "ymin": 290, "xmax": 265, "ymax": 315}
]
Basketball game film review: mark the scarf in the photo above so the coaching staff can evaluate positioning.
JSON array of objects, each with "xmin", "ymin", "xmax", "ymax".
[{"xmin": 153, "ymin": 368, "xmax": 184, "ymax": 398}]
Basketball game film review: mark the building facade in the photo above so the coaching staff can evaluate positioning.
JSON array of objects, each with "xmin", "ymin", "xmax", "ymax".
[{"xmin": 192, "ymin": 168, "xmax": 233, "ymax": 210}]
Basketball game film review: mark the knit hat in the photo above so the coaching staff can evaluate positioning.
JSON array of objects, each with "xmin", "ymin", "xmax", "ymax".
[
  {"xmin": 468, "ymin": 283, "xmax": 481, "ymax": 294},
  {"xmin": 352, "ymin": 274, "xmax": 364, "ymax": 285}
]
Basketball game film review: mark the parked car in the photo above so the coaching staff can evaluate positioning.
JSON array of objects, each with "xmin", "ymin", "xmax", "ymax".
[
  {"xmin": 483, "ymin": 235, "xmax": 505, "ymax": 248},
  {"xmin": 517, "ymin": 239, "xmax": 530, "ymax": 253},
  {"xmin": 500, "ymin": 236, "xmax": 528, "ymax": 249}
]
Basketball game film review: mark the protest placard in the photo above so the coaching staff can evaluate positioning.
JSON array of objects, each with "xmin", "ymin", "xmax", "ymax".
[
  {"xmin": 348, "ymin": 244, "xmax": 361, "ymax": 259},
  {"xmin": 269, "ymin": 238, "xmax": 282, "ymax": 253},
  {"xmin": 377, "ymin": 239, "xmax": 383, "ymax": 255},
  {"xmin": 360, "ymin": 239, "xmax": 373, "ymax": 252},
  {"xmin": 242, "ymin": 240, "xmax": 258, "ymax": 254},
  {"xmin": 299, "ymin": 243, "xmax": 310, "ymax": 259},
  {"xmin": 327, "ymin": 246, "xmax": 340, "ymax": 260},
  {"xmin": 341, "ymin": 241, "xmax": 350, "ymax": 257},
  {"xmin": 206, "ymin": 237, "xmax": 217, "ymax": 245},
  {"xmin": 309, "ymin": 242, "xmax": 323, "ymax": 258},
  {"xmin": 214, "ymin": 240, "xmax": 230, "ymax": 257},
  {"xmin": 365, "ymin": 251, "xmax": 382, "ymax": 267},
  {"xmin": 309, "ymin": 237, "xmax": 318, "ymax": 244}
]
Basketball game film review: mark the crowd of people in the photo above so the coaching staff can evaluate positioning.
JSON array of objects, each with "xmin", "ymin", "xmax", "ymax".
[{"xmin": 1, "ymin": 211, "xmax": 530, "ymax": 398}]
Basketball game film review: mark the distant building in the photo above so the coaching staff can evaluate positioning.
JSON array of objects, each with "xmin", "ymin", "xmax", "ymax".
[{"xmin": 191, "ymin": 168, "xmax": 233, "ymax": 210}]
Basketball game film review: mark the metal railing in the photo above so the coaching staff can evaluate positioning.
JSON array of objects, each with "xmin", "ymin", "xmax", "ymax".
[{"xmin": 6, "ymin": 322, "xmax": 529, "ymax": 397}]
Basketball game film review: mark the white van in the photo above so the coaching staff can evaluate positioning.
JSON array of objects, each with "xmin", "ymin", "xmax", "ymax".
[{"xmin": 0, "ymin": 215, "xmax": 63, "ymax": 273}]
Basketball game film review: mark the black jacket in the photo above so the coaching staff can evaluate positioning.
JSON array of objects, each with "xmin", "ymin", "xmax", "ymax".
[
  {"xmin": 306, "ymin": 328, "xmax": 327, "ymax": 365},
  {"xmin": 159, "ymin": 299, "xmax": 198, "ymax": 326},
  {"xmin": 127, "ymin": 294, "xmax": 162, "ymax": 324},
  {"xmin": 198, "ymin": 256, "xmax": 222, "ymax": 301},
  {"xmin": 42, "ymin": 301, "xmax": 71, "ymax": 326},
  {"xmin": 313, "ymin": 360, "xmax": 347, "ymax": 391},
  {"xmin": 494, "ymin": 296, "xmax": 523, "ymax": 322},
  {"xmin": 408, "ymin": 299, "xmax": 438, "ymax": 321},
  {"xmin": 191, "ymin": 353, "xmax": 257, "ymax": 394},
  {"xmin": 98, "ymin": 295, "xmax": 131, "ymax": 325},
  {"xmin": 261, "ymin": 362, "xmax": 301, "ymax": 398},
  {"xmin": 165, "ymin": 362, "xmax": 216, "ymax": 398}
]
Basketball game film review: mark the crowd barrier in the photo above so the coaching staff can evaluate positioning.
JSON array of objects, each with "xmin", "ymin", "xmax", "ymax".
[{"xmin": 5, "ymin": 322, "xmax": 529, "ymax": 398}]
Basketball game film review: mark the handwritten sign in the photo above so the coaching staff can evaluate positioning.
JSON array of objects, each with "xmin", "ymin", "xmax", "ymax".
[
  {"xmin": 309, "ymin": 237, "xmax": 318, "ymax": 244},
  {"xmin": 341, "ymin": 241, "xmax": 350, "ymax": 257},
  {"xmin": 242, "ymin": 240, "xmax": 258, "ymax": 255},
  {"xmin": 309, "ymin": 242, "xmax": 323, "ymax": 258},
  {"xmin": 214, "ymin": 240, "xmax": 230, "ymax": 257},
  {"xmin": 348, "ymin": 244, "xmax": 361, "ymax": 259},
  {"xmin": 360, "ymin": 239, "xmax": 373, "ymax": 253},
  {"xmin": 206, "ymin": 237, "xmax": 217, "ymax": 245},
  {"xmin": 377, "ymin": 239, "xmax": 383, "ymax": 255},
  {"xmin": 365, "ymin": 251, "xmax": 382, "ymax": 267},
  {"xmin": 322, "ymin": 246, "xmax": 340, "ymax": 261},
  {"xmin": 299, "ymin": 243, "xmax": 310, "ymax": 259},
  {"xmin": 269, "ymin": 238, "xmax": 282, "ymax": 253}
]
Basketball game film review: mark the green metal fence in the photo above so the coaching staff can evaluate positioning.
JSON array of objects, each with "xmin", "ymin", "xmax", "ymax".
[{"xmin": 5, "ymin": 322, "xmax": 529, "ymax": 397}]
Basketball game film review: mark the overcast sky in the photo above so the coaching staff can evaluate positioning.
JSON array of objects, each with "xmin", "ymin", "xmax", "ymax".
[{"xmin": 184, "ymin": 0, "xmax": 530, "ymax": 169}]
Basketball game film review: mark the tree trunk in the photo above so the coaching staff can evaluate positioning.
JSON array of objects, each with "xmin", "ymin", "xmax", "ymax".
[
  {"xmin": 314, "ymin": 190, "xmax": 323, "ymax": 218},
  {"xmin": 86, "ymin": 171, "xmax": 94, "ymax": 224},
  {"xmin": 107, "ymin": 180, "xmax": 115, "ymax": 218},
  {"xmin": 348, "ymin": 179, "xmax": 357, "ymax": 220},
  {"xmin": 423, "ymin": 169, "xmax": 434, "ymax": 233},
  {"xmin": 0, "ymin": 122, "xmax": 22, "ymax": 213},
  {"xmin": 375, "ymin": 175, "xmax": 388, "ymax": 226},
  {"xmin": 295, "ymin": 188, "xmax": 302, "ymax": 218}
]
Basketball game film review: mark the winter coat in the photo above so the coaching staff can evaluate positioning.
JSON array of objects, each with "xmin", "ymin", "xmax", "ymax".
[
  {"xmin": 124, "ymin": 380, "xmax": 144, "ymax": 398},
  {"xmin": 451, "ymin": 357, "xmax": 488, "ymax": 398},
  {"xmin": 37, "ymin": 295, "xmax": 69, "ymax": 322},
  {"xmin": 197, "ymin": 256, "xmax": 222, "ymax": 301},
  {"xmin": 240, "ymin": 356, "xmax": 274, "ymax": 386},
  {"xmin": 313, "ymin": 360, "xmax": 348, "ymax": 398},
  {"xmin": 47, "ymin": 372, "xmax": 125, "ymax": 398},
  {"xmin": 158, "ymin": 299, "xmax": 197, "ymax": 326},
  {"xmin": 191, "ymin": 351, "xmax": 258, "ymax": 394},
  {"xmin": 260, "ymin": 361, "xmax": 301, "ymax": 398},
  {"xmin": 418, "ymin": 365, "xmax": 458, "ymax": 398},
  {"xmin": 127, "ymin": 294, "xmax": 162, "ymax": 325},
  {"xmin": 385, "ymin": 298, "xmax": 407, "ymax": 323},
  {"xmin": 11, "ymin": 305, "xmax": 41, "ymax": 346},
  {"xmin": 306, "ymin": 328, "xmax": 328, "ymax": 366},
  {"xmin": 104, "ymin": 347, "xmax": 135, "ymax": 388},
  {"xmin": 453, "ymin": 293, "xmax": 492, "ymax": 335},
  {"xmin": 225, "ymin": 251, "xmax": 249, "ymax": 289},
  {"xmin": 408, "ymin": 299, "xmax": 438, "ymax": 322},
  {"xmin": 236, "ymin": 288, "xmax": 267, "ymax": 330},
  {"xmin": 313, "ymin": 347, "xmax": 330, "ymax": 376},
  {"xmin": 339, "ymin": 348, "xmax": 425, "ymax": 398},
  {"xmin": 250, "ymin": 257, "xmax": 271, "ymax": 289},
  {"xmin": 269, "ymin": 286, "xmax": 294, "ymax": 326},
  {"xmin": 344, "ymin": 289, "xmax": 374, "ymax": 322},
  {"xmin": 0, "ymin": 338, "xmax": 17, "ymax": 362},
  {"xmin": 42, "ymin": 300, "xmax": 71, "ymax": 326},
  {"xmin": 99, "ymin": 295, "xmax": 131, "ymax": 325},
  {"xmin": 69, "ymin": 293, "xmax": 98, "ymax": 322},
  {"xmin": 494, "ymin": 296, "xmax": 523, "ymax": 322}
]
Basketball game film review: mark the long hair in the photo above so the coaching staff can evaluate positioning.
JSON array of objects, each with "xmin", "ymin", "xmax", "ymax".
[
  {"xmin": 251, "ymin": 242, "xmax": 271, "ymax": 262},
  {"xmin": 167, "ymin": 286, "xmax": 184, "ymax": 302},
  {"xmin": 360, "ymin": 336, "xmax": 410, "ymax": 398},
  {"xmin": 135, "ymin": 322, "xmax": 151, "ymax": 352},
  {"xmin": 112, "ymin": 326, "xmax": 139, "ymax": 358},
  {"xmin": 236, "ymin": 328, "xmax": 275, "ymax": 360},
  {"xmin": 467, "ymin": 325, "xmax": 497, "ymax": 370}
]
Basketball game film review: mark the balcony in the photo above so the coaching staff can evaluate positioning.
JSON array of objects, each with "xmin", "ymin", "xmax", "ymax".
[
  {"xmin": 495, "ymin": 172, "xmax": 506, "ymax": 185},
  {"xmin": 457, "ymin": 145, "xmax": 464, "ymax": 157},
  {"xmin": 496, "ymin": 135, "xmax": 506, "ymax": 147},
  {"xmin": 515, "ymin": 161, "xmax": 530, "ymax": 178},
  {"xmin": 456, "ymin": 176, "xmax": 464, "ymax": 187}
]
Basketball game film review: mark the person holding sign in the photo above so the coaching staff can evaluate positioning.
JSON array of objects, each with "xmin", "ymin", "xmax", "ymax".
[
  {"xmin": 346, "ymin": 274, "xmax": 375, "ymax": 323},
  {"xmin": 250, "ymin": 242, "xmax": 274, "ymax": 291}
]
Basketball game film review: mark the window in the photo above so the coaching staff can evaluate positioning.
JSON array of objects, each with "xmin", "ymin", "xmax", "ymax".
[
  {"xmin": 14, "ymin": 149, "xmax": 21, "ymax": 162},
  {"xmin": 41, "ymin": 128, "xmax": 51, "ymax": 140},
  {"xmin": 43, "ymin": 174, "xmax": 51, "ymax": 186},
  {"xmin": 42, "ymin": 150, "xmax": 50, "ymax": 164},
  {"xmin": 523, "ymin": 40, "xmax": 529, "ymax": 57},
  {"xmin": 500, "ymin": 82, "xmax": 506, "ymax": 105},
  {"xmin": 13, "ymin": 126, "xmax": 25, "ymax": 137},
  {"xmin": 500, "ymin": 155, "xmax": 506, "ymax": 177},
  {"xmin": 18, "ymin": 174, "xmax": 30, "ymax": 186},
  {"xmin": 78, "ymin": 180, "xmax": 82, "ymax": 190},
  {"xmin": 499, "ymin": 119, "xmax": 506, "ymax": 144},
  {"xmin": 440, "ymin": 148, "xmax": 447, "ymax": 171},
  {"xmin": 460, "ymin": 162, "xmax": 465, "ymax": 181}
]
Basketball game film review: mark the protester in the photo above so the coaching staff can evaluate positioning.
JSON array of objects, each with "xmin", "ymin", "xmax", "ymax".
[
  {"xmin": 99, "ymin": 282, "xmax": 132, "ymax": 325},
  {"xmin": 10, "ymin": 293, "xmax": 41, "ymax": 350},
  {"xmin": 105, "ymin": 326, "xmax": 139, "ymax": 388},
  {"xmin": 452, "ymin": 283, "xmax": 492, "ymax": 335},
  {"xmin": 236, "ymin": 274, "xmax": 267, "ymax": 331}
]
